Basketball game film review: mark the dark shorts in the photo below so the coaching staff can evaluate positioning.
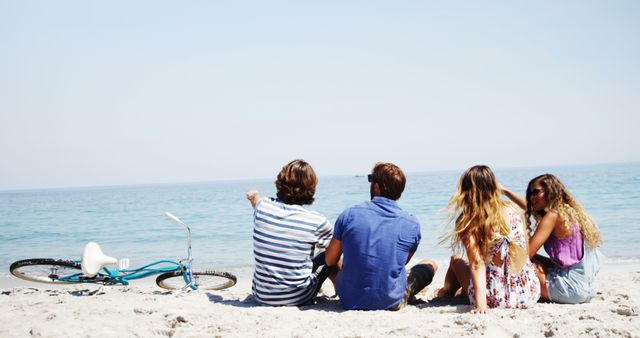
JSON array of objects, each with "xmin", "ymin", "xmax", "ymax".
[
  {"xmin": 389, "ymin": 263, "xmax": 436, "ymax": 311},
  {"xmin": 300, "ymin": 252, "xmax": 337, "ymax": 305}
]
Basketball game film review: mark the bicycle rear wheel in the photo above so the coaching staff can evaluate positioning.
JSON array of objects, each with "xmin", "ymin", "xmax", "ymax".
[
  {"xmin": 156, "ymin": 270, "xmax": 237, "ymax": 290},
  {"xmin": 10, "ymin": 258, "xmax": 83, "ymax": 284}
]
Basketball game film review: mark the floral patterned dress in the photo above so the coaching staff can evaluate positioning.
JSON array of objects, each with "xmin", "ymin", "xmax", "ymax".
[{"xmin": 468, "ymin": 207, "xmax": 541, "ymax": 309}]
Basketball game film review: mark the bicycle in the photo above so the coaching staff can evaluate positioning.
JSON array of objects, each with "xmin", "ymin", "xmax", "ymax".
[{"xmin": 9, "ymin": 212, "xmax": 237, "ymax": 292}]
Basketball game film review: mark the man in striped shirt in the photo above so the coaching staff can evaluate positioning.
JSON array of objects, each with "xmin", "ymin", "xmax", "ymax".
[{"xmin": 246, "ymin": 159, "xmax": 334, "ymax": 306}]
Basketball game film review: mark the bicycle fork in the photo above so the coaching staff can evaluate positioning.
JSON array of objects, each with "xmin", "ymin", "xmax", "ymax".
[{"xmin": 174, "ymin": 247, "xmax": 196, "ymax": 296}]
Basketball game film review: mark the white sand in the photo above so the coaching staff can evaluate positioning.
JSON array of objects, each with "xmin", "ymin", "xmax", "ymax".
[{"xmin": 1, "ymin": 262, "xmax": 639, "ymax": 338}]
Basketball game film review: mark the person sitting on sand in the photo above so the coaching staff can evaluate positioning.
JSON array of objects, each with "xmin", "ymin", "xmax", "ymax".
[
  {"xmin": 438, "ymin": 165, "xmax": 540, "ymax": 313},
  {"xmin": 324, "ymin": 162, "xmax": 438, "ymax": 310},
  {"xmin": 502, "ymin": 174, "xmax": 603, "ymax": 304},
  {"xmin": 246, "ymin": 159, "xmax": 335, "ymax": 306}
]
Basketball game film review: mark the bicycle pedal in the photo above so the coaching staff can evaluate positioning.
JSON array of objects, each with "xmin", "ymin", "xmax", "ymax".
[{"xmin": 118, "ymin": 258, "xmax": 130, "ymax": 270}]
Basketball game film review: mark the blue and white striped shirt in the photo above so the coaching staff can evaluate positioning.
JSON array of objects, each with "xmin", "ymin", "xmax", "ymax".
[{"xmin": 251, "ymin": 197, "xmax": 333, "ymax": 306}]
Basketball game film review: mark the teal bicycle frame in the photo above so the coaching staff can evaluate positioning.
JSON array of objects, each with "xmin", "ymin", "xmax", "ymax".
[
  {"xmin": 10, "ymin": 212, "xmax": 237, "ymax": 291},
  {"xmin": 60, "ymin": 259, "xmax": 192, "ymax": 287},
  {"xmin": 58, "ymin": 212, "xmax": 197, "ymax": 290}
]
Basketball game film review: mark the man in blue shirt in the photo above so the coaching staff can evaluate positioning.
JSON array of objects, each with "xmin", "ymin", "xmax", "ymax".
[{"xmin": 325, "ymin": 162, "xmax": 438, "ymax": 310}]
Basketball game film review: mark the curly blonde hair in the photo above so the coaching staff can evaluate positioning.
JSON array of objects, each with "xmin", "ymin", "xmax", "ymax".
[
  {"xmin": 525, "ymin": 174, "xmax": 601, "ymax": 248},
  {"xmin": 442, "ymin": 165, "xmax": 519, "ymax": 260}
]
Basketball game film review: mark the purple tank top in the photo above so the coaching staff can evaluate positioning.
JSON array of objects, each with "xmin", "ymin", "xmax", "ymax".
[{"xmin": 544, "ymin": 222, "xmax": 584, "ymax": 269}]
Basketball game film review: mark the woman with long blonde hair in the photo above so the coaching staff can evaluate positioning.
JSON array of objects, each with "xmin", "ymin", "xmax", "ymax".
[
  {"xmin": 502, "ymin": 174, "xmax": 603, "ymax": 304},
  {"xmin": 438, "ymin": 165, "xmax": 540, "ymax": 313}
]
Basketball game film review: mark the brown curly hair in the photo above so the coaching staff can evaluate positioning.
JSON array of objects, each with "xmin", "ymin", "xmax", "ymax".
[
  {"xmin": 275, "ymin": 159, "xmax": 317, "ymax": 205},
  {"xmin": 370, "ymin": 162, "xmax": 406, "ymax": 200},
  {"xmin": 525, "ymin": 174, "xmax": 601, "ymax": 248}
]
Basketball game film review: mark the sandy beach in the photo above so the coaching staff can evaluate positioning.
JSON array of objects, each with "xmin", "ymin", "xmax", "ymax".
[{"xmin": 1, "ymin": 261, "xmax": 638, "ymax": 338}]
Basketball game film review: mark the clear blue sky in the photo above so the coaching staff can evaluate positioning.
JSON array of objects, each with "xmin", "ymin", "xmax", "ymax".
[{"xmin": 1, "ymin": 1, "xmax": 638, "ymax": 190}]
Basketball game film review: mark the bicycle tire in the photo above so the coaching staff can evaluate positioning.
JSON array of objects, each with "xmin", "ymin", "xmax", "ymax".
[
  {"xmin": 10, "ymin": 258, "xmax": 83, "ymax": 284},
  {"xmin": 155, "ymin": 269, "xmax": 237, "ymax": 290}
]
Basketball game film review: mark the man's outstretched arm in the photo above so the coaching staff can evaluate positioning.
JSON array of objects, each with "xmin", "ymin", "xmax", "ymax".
[{"xmin": 246, "ymin": 190, "xmax": 261, "ymax": 209}]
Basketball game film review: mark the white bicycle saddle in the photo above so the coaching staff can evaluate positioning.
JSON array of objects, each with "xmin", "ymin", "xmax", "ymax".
[{"xmin": 81, "ymin": 242, "xmax": 117, "ymax": 277}]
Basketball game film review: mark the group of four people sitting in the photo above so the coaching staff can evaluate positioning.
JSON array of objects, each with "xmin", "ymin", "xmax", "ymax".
[{"xmin": 246, "ymin": 160, "xmax": 603, "ymax": 313}]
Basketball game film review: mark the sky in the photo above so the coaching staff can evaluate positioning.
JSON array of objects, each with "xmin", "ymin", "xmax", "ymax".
[{"xmin": 1, "ymin": 1, "xmax": 639, "ymax": 190}]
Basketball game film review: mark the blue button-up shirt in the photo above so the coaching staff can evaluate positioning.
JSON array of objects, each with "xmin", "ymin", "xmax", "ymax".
[{"xmin": 334, "ymin": 196, "xmax": 421, "ymax": 310}]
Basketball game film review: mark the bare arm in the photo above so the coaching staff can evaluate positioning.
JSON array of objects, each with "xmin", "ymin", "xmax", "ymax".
[
  {"xmin": 500, "ymin": 185, "xmax": 527, "ymax": 210},
  {"xmin": 246, "ymin": 190, "xmax": 261, "ymax": 209},
  {"xmin": 324, "ymin": 238, "xmax": 342, "ymax": 267},
  {"xmin": 465, "ymin": 235, "xmax": 487, "ymax": 314},
  {"xmin": 406, "ymin": 251, "xmax": 415, "ymax": 265},
  {"xmin": 528, "ymin": 211, "xmax": 559, "ymax": 258}
]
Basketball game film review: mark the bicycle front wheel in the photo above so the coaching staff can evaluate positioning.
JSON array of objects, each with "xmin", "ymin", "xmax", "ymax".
[
  {"xmin": 156, "ymin": 270, "xmax": 237, "ymax": 290},
  {"xmin": 10, "ymin": 258, "xmax": 83, "ymax": 284}
]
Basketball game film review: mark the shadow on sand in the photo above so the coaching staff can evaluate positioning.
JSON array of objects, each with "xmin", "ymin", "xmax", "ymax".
[{"xmin": 205, "ymin": 292, "xmax": 469, "ymax": 313}]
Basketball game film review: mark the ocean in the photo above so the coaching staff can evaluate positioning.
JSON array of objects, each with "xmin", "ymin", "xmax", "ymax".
[{"xmin": 1, "ymin": 163, "xmax": 638, "ymax": 279}]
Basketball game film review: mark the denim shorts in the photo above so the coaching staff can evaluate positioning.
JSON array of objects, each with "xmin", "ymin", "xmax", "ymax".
[{"xmin": 546, "ymin": 247, "xmax": 604, "ymax": 304}]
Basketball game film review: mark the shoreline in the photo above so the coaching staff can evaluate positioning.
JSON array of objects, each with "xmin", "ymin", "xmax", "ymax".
[{"xmin": 2, "ymin": 261, "xmax": 638, "ymax": 337}]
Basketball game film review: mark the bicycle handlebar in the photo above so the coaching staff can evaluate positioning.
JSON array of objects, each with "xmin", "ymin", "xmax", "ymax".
[{"xmin": 164, "ymin": 212, "xmax": 192, "ymax": 251}]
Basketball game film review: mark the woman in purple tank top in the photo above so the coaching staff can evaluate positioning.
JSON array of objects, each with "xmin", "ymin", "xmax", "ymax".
[{"xmin": 503, "ymin": 174, "xmax": 603, "ymax": 304}]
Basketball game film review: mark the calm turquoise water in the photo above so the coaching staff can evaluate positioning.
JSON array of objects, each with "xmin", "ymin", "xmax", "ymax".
[{"xmin": 1, "ymin": 163, "xmax": 638, "ymax": 276}]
